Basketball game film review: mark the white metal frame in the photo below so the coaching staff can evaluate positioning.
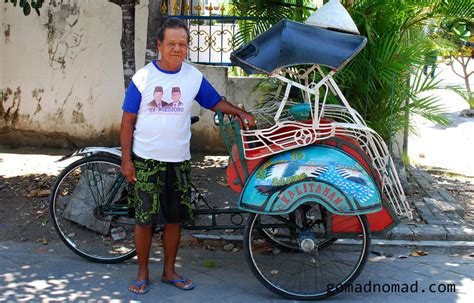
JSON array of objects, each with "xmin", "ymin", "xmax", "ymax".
[{"xmin": 242, "ymin": 65, "xmax": 412, "ymax": 219}]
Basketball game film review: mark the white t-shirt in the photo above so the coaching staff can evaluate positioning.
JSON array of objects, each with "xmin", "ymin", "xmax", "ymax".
[{"xmin": 122, "ymin": 61, "xmax": 221, "ymax": 162}]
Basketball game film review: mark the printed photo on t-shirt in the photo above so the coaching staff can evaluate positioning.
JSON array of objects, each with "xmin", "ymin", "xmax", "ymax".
[
  {"xmin": 147, "ymin": 86, "xmax": 184, "ymax": 114},
  {"xmin": 170, "ymin": 87, "xmax": 184, "ymax": 107},
  {"xmin": 148, "ymin": 86, "xmax": 165, "ymax": 108}
]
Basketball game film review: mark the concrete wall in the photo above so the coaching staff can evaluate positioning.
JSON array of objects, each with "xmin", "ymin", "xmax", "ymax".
[{"xmin": 0, "ymin": 0, "xmax": 264, "ymax": 151}]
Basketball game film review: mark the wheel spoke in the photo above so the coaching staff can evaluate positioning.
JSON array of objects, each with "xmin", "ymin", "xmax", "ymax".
[
  {"xmin": 50, "ymin": 156, "xmax": 136, "ymax": 263},
  {"xmin": 244, "ymin": 203, "xmax": 370, "ymax": 300}
]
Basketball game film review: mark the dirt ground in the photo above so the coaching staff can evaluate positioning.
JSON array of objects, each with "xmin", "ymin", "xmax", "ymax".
[
  {"xmin": 0, "ymin": 146, "xmax": 239, "ymax": 244},
  {"xmin": 0, "ymin": 173, "xmax": 57, "ymax": 243}
]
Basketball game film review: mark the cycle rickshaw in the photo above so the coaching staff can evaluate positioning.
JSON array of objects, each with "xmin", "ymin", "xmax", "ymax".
[{"xmin": 49, "ymin": 4, "xmax": 412, "ymax": 300}]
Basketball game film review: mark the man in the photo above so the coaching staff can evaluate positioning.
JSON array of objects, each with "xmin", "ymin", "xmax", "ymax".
[
  {"xmin": 148, "ymin": 86, "xmax": 165, "ymax": 108},
  {"xmin": 170, "ymin": 87, "xmax": 183, "ymax": 107},
  {"xmin": 120, "ymin": 18, "xmax": 255, "ymax": 294}
]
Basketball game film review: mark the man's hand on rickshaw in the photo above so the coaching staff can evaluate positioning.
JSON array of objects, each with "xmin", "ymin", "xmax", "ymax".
[
  {"xmin": 121, "ymin": 159, "xmax": 137, "ymax": 184},
  {"xmin": 211, "ymin": 97, "xmax": 257, "ymax": 130},
  {"xmin": 238, "ymin": 111, "xmax": 257, "ymax": 130}
]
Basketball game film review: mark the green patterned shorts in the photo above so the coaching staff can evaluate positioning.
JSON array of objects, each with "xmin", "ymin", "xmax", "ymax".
[{"xmin": 128, "ymin": 155, "xmax": 193, "ymax": 226}]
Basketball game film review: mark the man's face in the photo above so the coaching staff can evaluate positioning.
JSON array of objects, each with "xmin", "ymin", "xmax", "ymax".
[
  {"xmin": 154, "ymin": 91, "xmax": 163, "ymax": 102},
  {"xmin": 172, "ymin": 92, "xmax": 180, "ymax": 102},
  {"xmin": 157, "ymin": 28, "xmax": 188, "ymax": 69}
]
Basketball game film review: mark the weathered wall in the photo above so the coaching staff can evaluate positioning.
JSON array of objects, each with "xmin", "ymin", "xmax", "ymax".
[
  {"xmin": 1, "ymin": 1, "xmax": 124, "ymax": 147},
  {"xmin": 0, "ymin": 1, "xmax": 263, "ymax": 151}
]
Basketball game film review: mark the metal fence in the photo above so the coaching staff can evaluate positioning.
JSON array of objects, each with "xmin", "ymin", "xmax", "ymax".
[{"xmin": 163, "ymin": 1, "xmax": 263, "ymax": 65}]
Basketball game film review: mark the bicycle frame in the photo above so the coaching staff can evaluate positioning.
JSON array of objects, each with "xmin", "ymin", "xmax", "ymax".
[{"xmin": 56, "ymin": 147, "xmax": 296, "ymax": 232}]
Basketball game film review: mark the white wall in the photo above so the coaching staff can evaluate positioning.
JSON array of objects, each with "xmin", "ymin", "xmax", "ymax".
[{"xmin": 0, "ymin": 1, "xmax": 263, "ymax": 150}]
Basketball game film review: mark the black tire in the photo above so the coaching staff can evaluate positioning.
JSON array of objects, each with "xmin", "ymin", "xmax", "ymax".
[
  {"xmin": 244, "ymin": 203, "xmax": 371, "ymax": 301},
  {"xmin": 50, "ymin": 156, "xmax": 136, "ymax": 263}
]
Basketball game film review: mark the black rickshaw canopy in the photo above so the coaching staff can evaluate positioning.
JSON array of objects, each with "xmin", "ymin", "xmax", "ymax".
[{"xmin": 230, "ymin": 19, "xmax": 367, "ymax": 75}]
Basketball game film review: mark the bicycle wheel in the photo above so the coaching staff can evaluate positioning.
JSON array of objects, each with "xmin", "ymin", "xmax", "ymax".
[
  {"xmin": 244, "ymin": 203, "xmax": 370, "ymax": 301},
  {"xmin": 50, "ymin": 156, "xmax": 136, "ymax": 263}
]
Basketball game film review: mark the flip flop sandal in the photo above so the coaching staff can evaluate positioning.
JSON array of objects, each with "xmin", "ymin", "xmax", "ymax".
[
  {"xmin": 161, "ymin": 277, "xmax": 194, "ymax": 290},
  {"xmin": 128, "ymin": 279, "xmax": 150, "ymax": 294}
]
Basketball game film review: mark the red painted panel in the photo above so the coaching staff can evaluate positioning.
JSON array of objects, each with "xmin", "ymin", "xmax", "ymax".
[
  {"xmin": 226, "ymin": 145, "xmax": 266, "ymax": 193},
  {"xmin": 330, "ymin": 206, "xmax": 394, "ymax": 233}
]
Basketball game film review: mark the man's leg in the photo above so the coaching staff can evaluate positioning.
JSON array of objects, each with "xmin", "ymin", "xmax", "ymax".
[
  {"xmin": 162, "ymin": 223, "xmax": 181, "ymax": 277},
  {"xmin": 162, "ymin": 223, "xmax": 193, "ymax": 287},
  {"xmin": 129, "ymin": 223, "xmax": 153, "ymax": 293},
  {"xmin": 161, "ymin": 162, "xmax": 193, "ymax": 288}
]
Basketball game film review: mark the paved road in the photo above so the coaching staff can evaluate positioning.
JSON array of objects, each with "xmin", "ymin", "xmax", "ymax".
[{"xmin": 1, "ymin": 240, "xmax": 473, "ymax": 302}]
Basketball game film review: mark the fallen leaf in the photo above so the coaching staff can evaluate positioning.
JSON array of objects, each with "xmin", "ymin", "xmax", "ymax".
[
  {"xmin": 205, "ymin": 245, "xmax": 216, "ymax": 251},
  {"xmin": 371, "ymin": 250, "xmax": 383, "ymax": 256},
  {"xmin": 36, "ymin": 238, "xmax": 49, "ymax": 245},
  {"xmin": 27, "ymin": 190, "xmax": 38, "ymax": 198},
  {"xmin": 35, "ymin": 211, "xmax": 47, "ymax": 219},
  {"xmin": 203, "ymin": 260, "xmax": 216, "ymax": 268},
  {"xmin": 36, "ymin": 190, "xmax": 51, "ymax": 197},
  {"xmin": 27, "ymin": 189, "xmax": 51, "ymax": 198},
  {"xmin": 216, "ymin": 181, "xmax": 229, "ymax": 187},
  {"xmin": 409, "ymin": 250, "xmax": 429, "ymax": 257}
]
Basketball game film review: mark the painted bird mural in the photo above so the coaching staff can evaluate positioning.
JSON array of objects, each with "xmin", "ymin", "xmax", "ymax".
[{"xmin": 255, "ymin": 161, "xmax": 375, "ymax": 204}]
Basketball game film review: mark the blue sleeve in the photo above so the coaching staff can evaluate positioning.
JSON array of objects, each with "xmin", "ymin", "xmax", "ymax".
[
  {"xmin": 122, "ymin": 80, "xmax": 142, "ymax": 113},
  {"xmin": 195, "ymin": 77, "xmax": 222, "ymax": 109}
]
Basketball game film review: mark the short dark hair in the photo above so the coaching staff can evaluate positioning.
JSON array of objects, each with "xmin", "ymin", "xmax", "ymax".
[{"xmin": 157, "ymin": 18, "xmax": 190, "ymax": 43}]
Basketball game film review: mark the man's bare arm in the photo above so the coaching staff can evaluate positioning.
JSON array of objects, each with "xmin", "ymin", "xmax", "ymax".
[
  {"xmin": 120, "ymin": 112, "xmax": 137, "ymax": 183},
  {"xmin": 211, "ymin": 98, "xmax": 256, "ymax": 129}
]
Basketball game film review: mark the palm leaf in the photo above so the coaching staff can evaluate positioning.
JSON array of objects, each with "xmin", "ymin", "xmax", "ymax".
[
  {"xmin": 230, "ymin": 0, "xmax": 314, "ymax": 48},
  {"xmin": 440, "ymin": 0, "xmax": 473, "ymax": 20}
]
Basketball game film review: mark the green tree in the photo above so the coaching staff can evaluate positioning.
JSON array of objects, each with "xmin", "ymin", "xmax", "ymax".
[
  {"xmin": 437, "ymin": 17, "xmax": 473, "ymax": 108},
  {"xmin": 341, "ymin": 0, "xmax": 473, "ymax": 138},
  {"xmin": 248, "ymin": 0, "xmax": 471, "ymax": 143},
  {"xmin": 334, "ymin": 0, "xmax": 451, "ymax": 141}
]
